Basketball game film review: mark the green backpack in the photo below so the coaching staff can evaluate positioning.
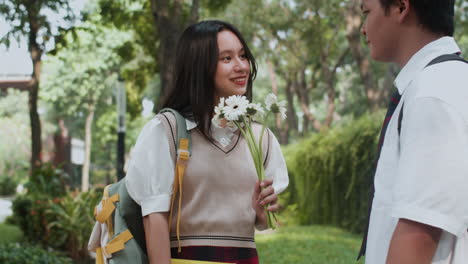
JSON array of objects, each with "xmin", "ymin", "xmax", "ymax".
[{"xmin": 88, "ymin": 109, "xmax": 192, "ymax": 264}]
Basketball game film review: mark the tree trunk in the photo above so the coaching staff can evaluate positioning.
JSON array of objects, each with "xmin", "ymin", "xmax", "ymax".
[
  {"xmin": 53, "ymin": 119, "xmax": 71, "ymax": 176},
  {"xmin": 323, "ymin": 48, "xmax": 348, "ymax": 128},
  {"xmin": 81, "ymin": 104, "xmax": 95, "ymax": 192},
  {"xmin": 267, "ymin": 60, "xmax": 289, "ymax": 144},
  {"xmin": 28, "ymin": 7, "xmax": 43, "ymax": 174},
  {"xmin": 345, "ymin": 0, "xmax": 380, "ymax": 111},
  {"xmin": 293, "ymin": 71, "xmax": 322, "ymax": 132},
  {"xmin": 151, "ymin": 0, "xmax": 200, "ymax": 110},
  {"xmin": 321, "ymin": 65, "xmax": 335, "ymax": 129},
  {"xmin": 284, "ymin": 80, "xmax": 297, "ymax": 136}
]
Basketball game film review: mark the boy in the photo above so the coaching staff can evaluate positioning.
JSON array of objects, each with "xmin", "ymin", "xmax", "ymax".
[{"xmin": 359, "ymin": 0, "xmax": 468, "ymax": 263}]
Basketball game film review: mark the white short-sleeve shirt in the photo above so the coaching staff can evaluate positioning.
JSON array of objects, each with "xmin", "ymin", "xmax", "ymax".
[
  {"xmin": 125, "ymin": 116, "xmax": 289, "ymax": 217},
  {"xmin": 366, "ymin": 37, "xmax": 468, "ymax": 264}
]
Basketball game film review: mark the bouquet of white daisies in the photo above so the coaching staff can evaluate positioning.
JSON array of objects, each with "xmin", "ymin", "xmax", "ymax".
[{"xmin": 213, "ymin": 93, "xmax": 286, "ymax": 229}]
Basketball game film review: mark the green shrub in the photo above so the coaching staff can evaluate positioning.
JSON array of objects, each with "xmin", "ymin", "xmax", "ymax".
[
  {"xmin": 7, "ymin": 164, "xmax": 69, "ymax": 245},
  {"xmin": 27, "ymin": 163, "xmax": 69, "ymax": 197},
  {"xmin": 0, "ymin": 243, "xmax": 72, "ymax": 264},
  {"xmin": 8, "ymin": 189, "xmax": 102, "ymax": 261},
  {"xmin": 0, "ymin": 223, "xmax": 23, "ymax": 244},
  {"xmin": 7, "ymin": 194, "xmax": 53, "ymax": 246},
  {"xmin": 284, "ymin": 112, "xmax": 383, "ymax": 233},
  {"xmin": 0, "ymin": 176, "xmax": 16, "ymax": 196},
  {"xmin": 46, "ymin": 189, "xmax": 102, "ymax": 260},
  {"xmin": 6, "ymin": 163, "xmax": 102, "ymax": 261}
]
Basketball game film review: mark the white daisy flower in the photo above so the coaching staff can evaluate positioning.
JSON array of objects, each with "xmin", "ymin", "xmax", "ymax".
[
  {"xmin": 277, "ymin": 101, "xmax": 287, "ymax": 120},
  {"xmin": 214, "ymin": 98, "xmax": 225, "ymax": 118},
  {"xmin": 265, "ymin": 93, "xmax": 287, "ymax": 120},
  {"xmin": 246, "ymin": 103, "xmax": 265, "ymax": 119},
  {"xmin": 224, "ymin": 95, "xmax": 249, "ymax": 121},
  {"xmin": 264, "ymin": 93, "xmax": 278, "ymax": 110}
]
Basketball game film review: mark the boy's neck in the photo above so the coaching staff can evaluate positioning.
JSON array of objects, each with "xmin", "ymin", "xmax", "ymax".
[{"xmin": 394, "ymin": 29, "xmax": 445, "ymax": 68}]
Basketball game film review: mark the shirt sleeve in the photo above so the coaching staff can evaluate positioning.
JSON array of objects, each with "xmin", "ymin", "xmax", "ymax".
[
  {"xmin": 125, "ymin": 117, "xmax": 175, "ymax": 216},
  {"xmin": 264, "ymin": 130, "xmax": 289, "ymax": 194},
  {"xmin": 391, "ymin": 97, "xmax": 468, "ymax": 237}
]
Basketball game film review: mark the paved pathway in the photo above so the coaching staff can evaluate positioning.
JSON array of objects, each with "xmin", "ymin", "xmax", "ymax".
[{"xmin": 0, "ymin": 198, "xmax": 13, "ymax": 223}]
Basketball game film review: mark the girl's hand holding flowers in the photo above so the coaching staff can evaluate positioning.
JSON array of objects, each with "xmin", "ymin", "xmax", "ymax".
[
  {"xmin": 213, "ymin": 93, "xmax": 287, "ymax": 229},
  {"xmin": 252, "ymin": 179, "xmax": 279, "ymax": 230}
]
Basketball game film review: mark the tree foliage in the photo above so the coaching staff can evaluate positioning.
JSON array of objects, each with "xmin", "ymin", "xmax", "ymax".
[
  {"xmin": 0, "ymin": 0, "xmax": 75, "ymax": 173},
  {"xmin": 42, "ymin": 15, "xmax": 132, "ymax": 191},
  {"xmin": 0, "ymin": 89, "xmax": 31, "ymax": 180}
]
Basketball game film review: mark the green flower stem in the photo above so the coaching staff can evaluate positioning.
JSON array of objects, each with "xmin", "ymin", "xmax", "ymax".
[
  {"xmin": 235, "ymin": 121, "xmax": 262, "ymax": 178},
  {"xmin": 235, "ymin": 118, "xmax": 276, "ymax": 230},
  {"xmin": 245, "ymin": 121, "xmax": 262, "ymax": 178},
  {"xmin": 258, "ymin": 113, "xmax": 270, "ymax": 159},
  {"xmin": 235, "ymin": 122, "xmax": 255, "ymax": 158},
  {"xmin": 259, "ymin": 113, "xmax": 276, "ymax": 229}
]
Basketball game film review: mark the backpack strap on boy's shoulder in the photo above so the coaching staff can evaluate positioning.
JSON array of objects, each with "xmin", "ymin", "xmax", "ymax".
[
  {"xmin": 397, "ymin": 53, "xmax": 467, "ymax": 136},
  {"xmin": 158, "ymin": 108, "xmax": 192, "ymax": 252},
  {"xmin": 426, "ymin": 53, "xmax": 468, "ymax": 67}
]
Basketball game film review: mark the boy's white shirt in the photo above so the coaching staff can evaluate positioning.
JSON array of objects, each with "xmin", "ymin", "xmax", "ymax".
[{"xmin": 366, "ymin": 37, "xmax": 468, "ymax": 263}]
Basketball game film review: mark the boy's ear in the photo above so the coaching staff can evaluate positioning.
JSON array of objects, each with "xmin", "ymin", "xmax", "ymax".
[{"xmin": 396, "ymin": 0, "xmax": 411, "ymax": 23}]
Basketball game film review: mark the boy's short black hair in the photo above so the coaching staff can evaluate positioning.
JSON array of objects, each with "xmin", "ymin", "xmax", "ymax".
[{"xmin": 379, "ymin": 0, "xmax": 455, "ymax": 36}]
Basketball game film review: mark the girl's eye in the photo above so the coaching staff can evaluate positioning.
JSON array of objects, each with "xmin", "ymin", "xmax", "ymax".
[
  {"xmin": 240, "ymin": 54, "xmax": 247, "ymax": 60},
  {"xmin": 221, "ymin": 56, "xmax": 231, "ymax": 62}
]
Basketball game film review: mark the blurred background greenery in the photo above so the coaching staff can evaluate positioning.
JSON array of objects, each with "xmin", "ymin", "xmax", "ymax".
[{"xmin": 0, "ymin": 0, "xmax": 467, "ymax": 263}]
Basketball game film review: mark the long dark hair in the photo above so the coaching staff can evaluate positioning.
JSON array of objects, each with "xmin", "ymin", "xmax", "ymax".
[{"xmin": 162, "ymin": 20, "xmax": 257, "ymax": 139}]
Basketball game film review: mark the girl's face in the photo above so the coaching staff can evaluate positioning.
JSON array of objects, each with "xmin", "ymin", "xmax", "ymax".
[{"xmin": 214, "ymin": 30, "xmax": 250, "ymax": 101}]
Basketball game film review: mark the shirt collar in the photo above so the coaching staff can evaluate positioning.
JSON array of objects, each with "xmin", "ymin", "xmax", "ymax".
[
  {"xmin": 185, "ymin": 117, "xmax": 238, "ymax": 133},
  {"xmin": 186, "ymin": 119, "xmax": 197, "ymax": 130},
  {"xmin": 394, "ymin": 36, "xmax": 461, "ymax": 95}
]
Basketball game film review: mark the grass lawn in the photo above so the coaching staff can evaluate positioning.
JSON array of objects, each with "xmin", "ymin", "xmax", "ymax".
[
  {"xmin": 256, "ymin": 225, "xmax": 365, "ymax": 264},
  {"xmin": 0, "ymin": 223, "xmax": 23, "ymax": 244}
]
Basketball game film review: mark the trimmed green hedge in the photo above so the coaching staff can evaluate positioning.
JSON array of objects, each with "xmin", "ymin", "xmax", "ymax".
[
  {"xmin": 0, "ymin": 223, "xmax": 23, "ymax": 244},
  {"xmin": 284, "ymin": 112, "xmax": 383, "ymax": 233},
  {"xmin": 0, "ymin": 243, "xmax": 72, "ymax": 264}
]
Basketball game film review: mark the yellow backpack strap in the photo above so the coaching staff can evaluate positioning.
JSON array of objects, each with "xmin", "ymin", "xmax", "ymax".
[
  {"xmin": 168, "ymin": 138, "xmax": 190, "ymax": 253},
  {"xmin": 95, "ymin": 194, "xmax": 119, "ymax": 223},
  {"xmin": 101, "ymin": 229, "xmax": 133, "ymax": 258},
  {"xmin": 95, "ymin": 247, "xmax": 104, "ymax": 264},
  {"xmin": 95, "ymin": 185, "xmax": 119, "ymax": 239}
]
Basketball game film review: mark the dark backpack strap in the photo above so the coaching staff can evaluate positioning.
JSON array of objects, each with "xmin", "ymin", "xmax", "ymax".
[
  {"xmin": 426, "ymin": 53, "xmax": 468, "ymax": 67},
  {"xmin": 397, "ymin": 53, "xmax": 467, "ymax": 136},
  {"xmin": 398, "ymin": 104, "xmax": 404, "ymax": 136}
]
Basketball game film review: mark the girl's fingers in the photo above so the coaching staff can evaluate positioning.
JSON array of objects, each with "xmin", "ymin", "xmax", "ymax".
[
  {"xmin": 260, "ymin": 193, "xmax": 278, "ymax": 206},
  {"xmin": 260, "ymin": 179, "xmax": 273, "ymax": 188},
  {"xmin": 258, "ymin": 186, "xmax": 275, "ymax": 201},
  {"xmin": 267, "ymin": 203, "xmax": 280, "ymax": 212},
  {"xmin": 253, "ymin": 180, "xmax": 261, "ymax": 195}
]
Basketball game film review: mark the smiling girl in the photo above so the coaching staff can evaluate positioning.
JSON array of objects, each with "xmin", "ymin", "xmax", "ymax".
[{"xmin": 124, "ymin": 20, "xmax": 289, "ymax": 264}]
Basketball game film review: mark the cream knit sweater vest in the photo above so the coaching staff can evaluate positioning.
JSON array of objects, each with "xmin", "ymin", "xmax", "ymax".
[{"xmin": 158, "ymin": 113, "xmax": 271, "ymax": 248}]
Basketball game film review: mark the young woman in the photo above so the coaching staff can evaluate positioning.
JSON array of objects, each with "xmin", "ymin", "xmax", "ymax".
[{"xmin": 125, "ymin": 20, "xmax": 289, "ymax": 264}]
